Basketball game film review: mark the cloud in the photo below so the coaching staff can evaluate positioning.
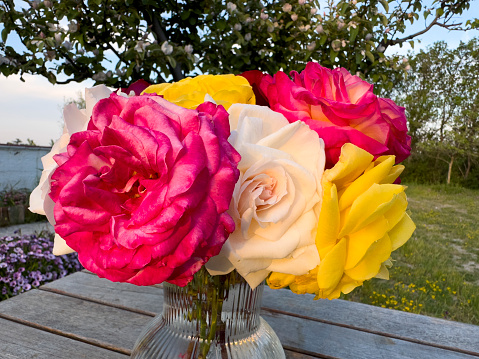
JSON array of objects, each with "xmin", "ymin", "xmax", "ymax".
[{"xmin": 0, "ymin": 75, "xmax": 95, "ymax": 146}]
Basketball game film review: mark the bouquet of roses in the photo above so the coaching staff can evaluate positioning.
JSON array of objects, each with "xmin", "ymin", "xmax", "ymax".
[{"xmin": 30, "ymin": 62, "xmax": 415, "ymax": 301}]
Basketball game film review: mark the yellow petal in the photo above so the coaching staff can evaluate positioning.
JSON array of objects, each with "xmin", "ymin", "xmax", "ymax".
[
  {"xmin": 324, "ymin": 143, "xmax": 373, "ymax": 189},
  {"xmin": 345, "ymin": 234, "xmax": 392, "ymax": 281},
  {"xmin": 384, "ymin": 191, "xmax": 408, "ymax": 230},
  {"xmin": 338, "ymin": 155, "xmax": 395, "ymax": 211},
  {"xmin": 316, "ymin": 237, "xmax": 347, "ymax": 292},
  {"xmin": 290, "ymin": 277, "xmax": 320, "ymax": 295},
  {"xmin": 389, "ymin": 213, "xmax": 416, "ymax": 251},
  {"xmin": 315, "ymin": 182, "xmax": 340, "ymax": 259},
  {"xmin": 344, "ymin": 216, "xmax": 389, "ymax": 270},
  {"xmin": 141, "ymin": 83, "xmax": 171, "ymax": 95},
  {"xmin": 339, "ymin": 183, "xmax": 404, "ymax": 237},
  {"xmin": 375, "ymin": 263, "xmax": 390, "ymax": 280},
  {"xmin": 141, "ymin": 75, "xmax": 254, "ymax": 110},
  {"xmin": 380, "ymin": 165, "xmax": 405, "ymax": 184},
  {"xmin": 267, "ymin": 272, "xmax": 296, "ymax": 289}
]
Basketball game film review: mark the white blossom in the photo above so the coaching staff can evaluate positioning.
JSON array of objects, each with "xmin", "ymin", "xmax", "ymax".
[
  {"xmin": 405, "ymin": 64, "xmax": 411, "ymax": 71},
  {"xmin": 68, "ymin": 21, "xmax": 78, "ymax": 33},
  {"xmin": 311, "ymin": 8, "xmax": 318, "ymax": 15},
  {"xmin": 234, "ymin": 23, "xmax": 242, "ymax": 31},
  {"xmin": 62, "ymin": 41, "xmax": 72, "ymax": 50},
  {"xmin": 184, "ymin": 44, "xmax": 193, "ymax": 54},
  {"xmin": 44, "ymin": 50, "xmax": 56, "ymax": 60},
  {"xmin": 315, "ymin": 24, "xmax": 324, "ymax": 33},
  {"xmin": 298, "ymin": 0, "xmax": 306, "ymax": 4},
  {"xmin": 282, "ymin": 3, "xmax": 292, "ymax": 12},
  {"xmin": 307, "ymin": 41, "xmax": 316, "ymax": 51},
  {"xmin": 245, "ymin": 33, "xmax": 252, "ymax": 41},
  {"xmin": 135, "ymin": 40, "xmax": 149, "ymax": 53},
  {"xmin": 161, "ymin": 41, "xmax": 173, "ymax": 55},
  {"xmin": 227, "ymin": 2, "xmax": 237, "ymax": 12},
  {"xmin": 331, "ymin": 39, "xmax": 341, "ymax": 52},
  {"xmin": 260, "ymin": 12, "xmax": 268, "ymax": 20},
  {"xmin": 92, "ymin": 71, "xmax": 107, "ymax": 82},
  {"xmin": 291, "ymin": 13, "xmax": 298, "ymax": 21},
  {"xmin": 54, "ymin": 33, "xmax": 62, "ymax": 44}
]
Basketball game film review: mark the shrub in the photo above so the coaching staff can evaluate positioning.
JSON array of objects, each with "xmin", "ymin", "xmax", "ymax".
[{"xmin": 0, "ymin": 231, "xmax": 83, "ymax": 301}]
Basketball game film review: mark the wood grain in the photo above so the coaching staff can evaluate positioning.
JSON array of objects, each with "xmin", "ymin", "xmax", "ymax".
[{"xmin": 0, "ymin": 318, "xmax": 129, "ymax": 359}]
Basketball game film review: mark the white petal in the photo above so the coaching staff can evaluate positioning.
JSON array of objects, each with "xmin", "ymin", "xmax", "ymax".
[
  {"xmin": 52, "ymin": 234, "xmax": 75, "ymax": 255},
  {"xmin": 85, "ymin": 85, "xmax": 112, "ymax": 117},
  {"xmin": 267, "ymin": 243, "xmax": 320, "ymax": 275}
]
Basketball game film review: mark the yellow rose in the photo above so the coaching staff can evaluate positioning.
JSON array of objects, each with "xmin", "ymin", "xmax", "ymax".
[
  {"xmin": 267, "ymin": 143, "xmax": 416, "ymax": 299},
  {"xmin": 142, "ymin": 74, "xmax": 255, "ymax": 110}
]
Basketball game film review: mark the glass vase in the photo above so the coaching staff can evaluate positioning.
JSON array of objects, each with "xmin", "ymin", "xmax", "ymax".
[{"xmin": 131, "ymin": 268, "xmax": 285, "ymax": 359}]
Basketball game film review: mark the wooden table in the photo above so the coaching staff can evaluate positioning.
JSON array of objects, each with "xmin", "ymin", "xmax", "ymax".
[{"xmin": 0, "ymin": 271, "xmax": 478, "ymax": 359}]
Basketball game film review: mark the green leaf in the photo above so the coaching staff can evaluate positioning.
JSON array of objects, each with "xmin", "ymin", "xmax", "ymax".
[
  {"xmin": 409, "ymin": 40, "xmax": 415, "ymax": 49},
  {"xmin": 330, "ymin": 48, "xmax": 338, "ymax": 62},
  {"xmin": 436, "ymin": 8, "xmax": 444, "ymax": 17},
  {"xmin": 379, "ymin": 0, "xmax": 389, "ymax": 13},
  {"xmin": 356, "ymin": 51, "xmax": 363, "ymax": 64},
  {"xmin": 319, "ymin": 35, "xmax": 327, "ymax": 46},
  {"xmin": 216, "ymin": 19, "xmax": 227, "ymax": 31},
  {"xmin": 1, "ymin": 28, "xmax": 9, "ymax": 43},
  {"xmin": 167, "ymin": 56, "xmax": 176, "ymax": 69},
  {"xmin": 365, "ymin": 50, "xmax": 375, "ymax": 62},
  {"xmin": 181, "ymin": 10, "xmax": 191, "ymax": 20},
  {"xmin": 349, "ymin": 26, "xmax": 359, "ymax": 42}
]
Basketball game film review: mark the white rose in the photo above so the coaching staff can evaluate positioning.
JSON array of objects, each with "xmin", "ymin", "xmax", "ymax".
[
  {"xmin": 206, "ymin": 104, "xmax": 325, "ymax": 288},
  {"xmin": 29, "ymin": 85, "xmax": 112, "ymax": 255}
]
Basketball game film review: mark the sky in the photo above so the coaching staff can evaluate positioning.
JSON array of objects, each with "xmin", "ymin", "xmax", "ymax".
[{"xmin": 0, "ymin": 4, "xmax": 478, "ymax": 146}]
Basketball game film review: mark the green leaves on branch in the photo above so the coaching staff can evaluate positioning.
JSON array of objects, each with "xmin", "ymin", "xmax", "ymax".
[{"xmin": 0, "ymin": 0, "xmax": 476, "ymax": 91}]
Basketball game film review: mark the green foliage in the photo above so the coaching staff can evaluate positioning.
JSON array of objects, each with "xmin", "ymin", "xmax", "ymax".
[
  {"xmin": 393, "ymin": 38, "xmax": 479, "ymax": 187},
  {"xmin": 0, "ymin": 0, "xmax": 475, "ymax": 91}
]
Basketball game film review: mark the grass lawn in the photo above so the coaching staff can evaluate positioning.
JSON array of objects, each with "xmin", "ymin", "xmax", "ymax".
[{"xmin": 343, "ymin": 183, "xmax": 479, "ymax": 325}]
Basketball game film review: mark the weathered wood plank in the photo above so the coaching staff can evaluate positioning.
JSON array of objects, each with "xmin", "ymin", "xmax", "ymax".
[
  {"xmin": 37, "ymin": 272, "xmax": 479, "ymax": 358},
  {"xmin": 263, "ymin": 312, "xmax": 479, "ymax": 359},
  {"xmin": 0, "ymin": 289, "xmax": 150, "ymax": 352},
  {"xmin": 0, "ymin": 318, "xmax": 129, "ymax": 359},
  {"xmin": 47, "ymin": 273, "xmax": 479, "ymax": 355},
  {"xmin": 42, "ymin": 271, "xmax": 162, "ymax": 314},
  {"xmin": 262, "ymin": 287, "xmax": 479, "ymax": 355}
]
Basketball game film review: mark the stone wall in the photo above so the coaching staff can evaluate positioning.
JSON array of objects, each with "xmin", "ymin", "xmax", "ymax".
[{"xmin": 0, "ymin": 144, "xmax": 50, "ymax": 190}]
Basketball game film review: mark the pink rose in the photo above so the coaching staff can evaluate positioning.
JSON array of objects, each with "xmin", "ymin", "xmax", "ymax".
[
  {"xmin": 49, "ymin": 94, "xmax": 240, "ymax": 286},
  {"xmin": 247, "ymin": 62, "xmax": 411, "ymax": 167}
]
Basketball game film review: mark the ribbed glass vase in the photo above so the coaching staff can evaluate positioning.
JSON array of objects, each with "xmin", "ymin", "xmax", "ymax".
[{"xmin": 131, "ymin": 268, "xmax": 285, "ymax": 359}]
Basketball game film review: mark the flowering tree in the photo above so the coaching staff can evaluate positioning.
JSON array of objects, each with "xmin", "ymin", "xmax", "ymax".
[
  {"xmin": 394, "ymin": 38, "xmax": 479, "ymax": 185},
  {"xmin": 0, "ymin": 0, "xmax": 476, "ymax": 91}
]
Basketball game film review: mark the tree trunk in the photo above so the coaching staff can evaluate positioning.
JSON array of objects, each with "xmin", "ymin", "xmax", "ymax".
[
  {"xmin": 464, "ymin": 154, "xmax": 472, "ymax": 180},
  {"xmin": 447, "ymin": 154, "xmax": 454, "ymax": 185}
]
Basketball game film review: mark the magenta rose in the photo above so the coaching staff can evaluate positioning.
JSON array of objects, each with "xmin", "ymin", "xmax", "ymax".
[
  {"xmin": 49, "ymin": 94, "xmax": 240, "ymax": 286},
  {"xmin": 246, "ymin": 62, "xmax": 411, "ymax": 167}
]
